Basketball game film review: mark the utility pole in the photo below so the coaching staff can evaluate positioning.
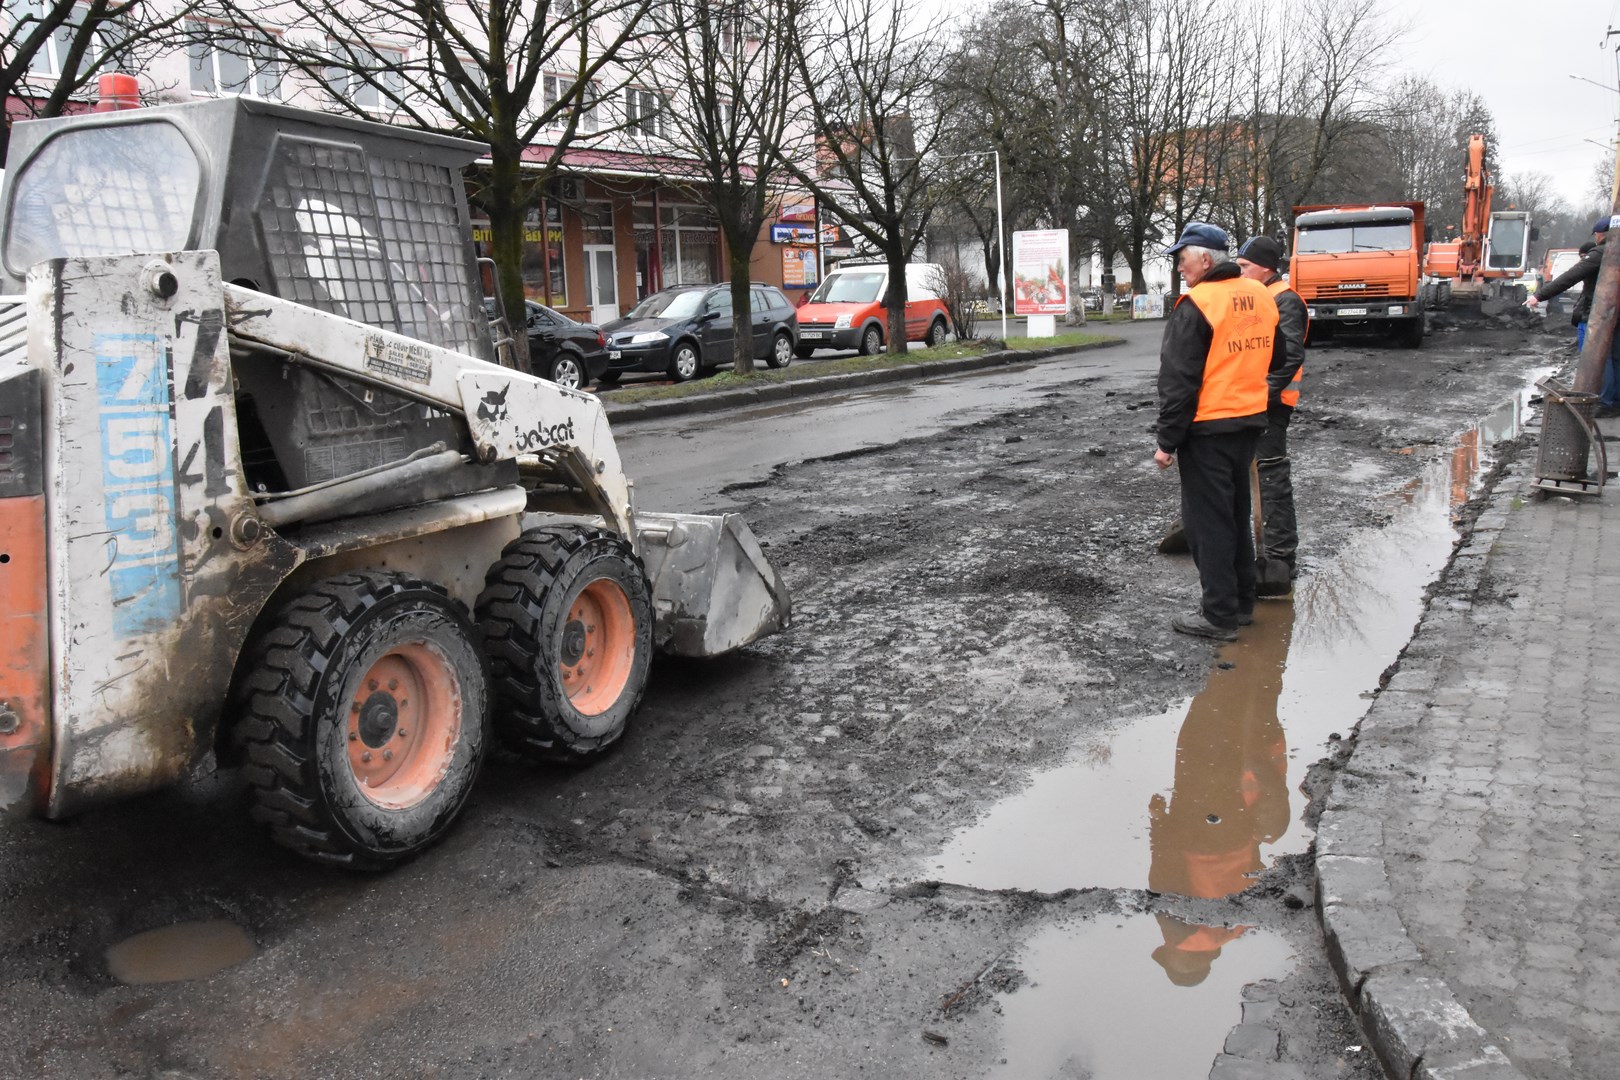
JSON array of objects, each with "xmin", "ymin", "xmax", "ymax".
[{"xmin": 1575, "ymin": 30, "xmax": 1620, "ymax": 397}]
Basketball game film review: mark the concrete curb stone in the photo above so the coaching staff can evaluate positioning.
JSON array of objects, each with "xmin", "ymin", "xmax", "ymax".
[
  {"xmin": 598, "ymin": 337, "xmax": 1125, "ymax": 424},
  {"xmin": 1313, "ymin": 450, "xmax": 1538, "ymax": 1080}
]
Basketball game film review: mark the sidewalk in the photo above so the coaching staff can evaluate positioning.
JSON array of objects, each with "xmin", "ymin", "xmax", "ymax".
[{"xmin": 1316, "ymin": 412, "xmax": 1620, "ymax": 1079}]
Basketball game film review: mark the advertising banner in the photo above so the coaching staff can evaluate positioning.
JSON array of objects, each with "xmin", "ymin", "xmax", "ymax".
[
  {"xmin": 771, "ymin": 223, "xmax": 817, "ymax": 244},
  {"xmin": 783, "ymin": 248, "xmax": 818, "ymax": 288},
  {"xmin": 1012, "ymin": 229, "xmax": 1069, "ymax": 316},
  {"xmin": 780, "ymin": 203, "xmax": 817, "ymax": 223}
]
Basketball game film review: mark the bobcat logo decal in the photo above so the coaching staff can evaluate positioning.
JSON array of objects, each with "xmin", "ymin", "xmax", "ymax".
[{"xmin": 477, "ymin": 384, "xmax": 511, "ymax": 424}]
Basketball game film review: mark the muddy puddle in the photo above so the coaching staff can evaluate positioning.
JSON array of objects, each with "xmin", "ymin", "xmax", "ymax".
[
  {"xmin": 992, "ymin": 915, "xmax": 1293, "ymax": 1079},
  {"xmin": 922, "ymin": 388, "xmax": 1532, "ymax": 1076},
  {"xmin": 104, "ymin": 920, "xmax": 257, "ymax": 985}
]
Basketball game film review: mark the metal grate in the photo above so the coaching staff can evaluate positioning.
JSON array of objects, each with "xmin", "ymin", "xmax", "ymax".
[{"xmin": 258, "ymin": 137, "xmax": 481, "ymax": 354}]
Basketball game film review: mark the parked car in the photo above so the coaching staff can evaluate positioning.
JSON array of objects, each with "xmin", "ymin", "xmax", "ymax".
[
  {"xmin": 601, "ymin": 282, "xmax": 799, "ymax": 383},
  {"xmin": 483, "ymin": 298, "xmax": 609, "ymax": 390},
  {"xmin": 794, "ymin": 262, "xmax": 952, "ymax": 357}
]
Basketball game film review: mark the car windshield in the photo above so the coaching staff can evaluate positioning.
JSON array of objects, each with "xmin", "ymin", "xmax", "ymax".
[
  {"xmin": 810, "ymin": 271, "xmax": 884, "ymax": 304},
  {"xmin": 626, "ymin": 290, "xmax": 705, "ymax": 320},
  {"xmin": 1296, "ymin": 223, "xmax": 1412, "ymax": 254}
]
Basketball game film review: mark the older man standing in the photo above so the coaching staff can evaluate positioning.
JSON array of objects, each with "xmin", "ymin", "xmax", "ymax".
[{"xmin": 1154, "ymin": 222, "xmax": 1283, "ymax": 641}]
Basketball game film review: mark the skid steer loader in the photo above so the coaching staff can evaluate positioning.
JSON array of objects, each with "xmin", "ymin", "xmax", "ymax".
[{"xmin": 0, "ymin": 98, "xmax": 790, "ymax": 868}]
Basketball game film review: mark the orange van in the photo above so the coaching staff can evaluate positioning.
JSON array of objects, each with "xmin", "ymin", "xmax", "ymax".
[{"xmin": 793, "ymin": 262, "xmax": 953, "ymax": 357}]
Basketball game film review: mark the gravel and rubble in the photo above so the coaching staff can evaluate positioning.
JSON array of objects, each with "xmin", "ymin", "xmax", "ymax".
[{"xmin": 0, "ymin": 319, "xmax": 1569, "ymax": 1079}]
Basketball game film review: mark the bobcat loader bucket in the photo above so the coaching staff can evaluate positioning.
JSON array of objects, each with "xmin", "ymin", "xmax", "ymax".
[{"xmin": 634, "ymin": 512, "xmax": 791, "ymax": 657}]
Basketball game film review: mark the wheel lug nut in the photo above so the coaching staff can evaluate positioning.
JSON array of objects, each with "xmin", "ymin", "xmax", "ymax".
[
  {"xmin": 397, "ymin": 728, "xmax": 408, "ymax": 738},
  {"xmin": 383, "ymin": 750, "xmax": 393, "ymax": 761},
  {"xmin": 351, "ymin": 702, "xmax": 361, "ymax": 714},
  {"xmin": 368, "ymin": 679, "xmax": 379, "ymax": 691},
  {"xmin": 388, "ymin": 678, "xmax": 398, "ymax": 691},
  {"xmin": 361, "ymin": 751, "xmax": 372, "ymax": 763},
  {"xmin": 348, "ymin": 732, "xmax": 357, "ymax": 741},
  {"xmin": 399, "ymin": 699, "xmax": 408, "ymax": 707}
]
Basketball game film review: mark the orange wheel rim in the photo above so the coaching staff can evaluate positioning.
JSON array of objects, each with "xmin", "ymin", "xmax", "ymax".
[
  {"xmin": 557, "ymin": 577, "xmax": 635, "ymax": 716},
  {"xmin": 345, "ymin": 643, "xmax": 462, "ymax": 810}
]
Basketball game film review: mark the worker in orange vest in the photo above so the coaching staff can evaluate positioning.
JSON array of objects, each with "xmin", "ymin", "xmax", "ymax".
[
  {"xmin": 1154, "ymin": 222, "xmax": 1283, "ymax": 641},
  {"xmin": 1235, "ymin": 236, "xmax": 1307, "ymax": 590}
]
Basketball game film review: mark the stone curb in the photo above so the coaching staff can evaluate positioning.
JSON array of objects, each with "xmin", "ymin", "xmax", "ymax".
[
  {"xmin": 1313, "ymin": 442, "xmax": 1540, "ymax": 1080},
  {"xmin": 599, "ymin": 337, "xmax": 1126, "ymax": 424}
]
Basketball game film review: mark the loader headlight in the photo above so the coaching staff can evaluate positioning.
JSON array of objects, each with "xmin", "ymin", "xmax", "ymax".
[
  {"xmin": 629, "ymin": 331, "xmax": 668, "ymax": 344},
  {"xmin": 834, "ymin": 313, "xmax": 853, "ymax": 329}
]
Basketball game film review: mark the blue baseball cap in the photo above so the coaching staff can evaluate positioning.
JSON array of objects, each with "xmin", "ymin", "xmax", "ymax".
[
  {"xmin": 1593, "ymin": 217, "xmax": 1612, "ymax": 234},
  {"xmin": 1164, "ymin": 221, "xmax": 1230, "ymax": 256}
]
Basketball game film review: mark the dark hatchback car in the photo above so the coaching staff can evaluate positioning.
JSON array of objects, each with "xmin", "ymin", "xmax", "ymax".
[
  {"xmin": 600, "ymin": 282, "xmax": 798, "ymax": 383},
  {"xmin": 484, "ymin": 298, "xmax": 609, "ymax": 390}
]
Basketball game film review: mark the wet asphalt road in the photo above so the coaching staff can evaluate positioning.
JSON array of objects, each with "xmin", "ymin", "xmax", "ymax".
[{"xmin": 0, "ymin": 317, "xmax": 1563, "ymax": 1079}]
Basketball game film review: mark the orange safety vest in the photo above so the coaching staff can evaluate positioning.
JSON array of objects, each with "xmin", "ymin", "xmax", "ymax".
[
  {"xmin": 1267, "ymin": 279, "xmax": 1306, "ymax": 407},
  {"xmin": 1177, "ymin": 276, "xmax": 1275, "ymax": 423}
]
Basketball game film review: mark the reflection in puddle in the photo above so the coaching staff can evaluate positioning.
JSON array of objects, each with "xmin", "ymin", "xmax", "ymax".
[
  {"xmin": 991, "ymin": 915, "xmax": 1293, "ymax": 1080},
  {"xmin": 935, "ymin": 389, "xmax": 1530, "ymax": 895},
  {"xmin": 105, "ymin": 920, "xmax": 257, "ymax": 985}
]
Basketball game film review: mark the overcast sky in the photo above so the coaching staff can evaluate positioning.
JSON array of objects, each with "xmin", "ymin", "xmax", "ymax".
[{"xmin": 1390, "ymin": 0, "xmax": 1620, "ymax": 210}]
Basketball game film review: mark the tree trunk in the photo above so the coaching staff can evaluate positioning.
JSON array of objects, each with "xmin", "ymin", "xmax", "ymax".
[
  {"xmin": 728, "ymin": 248, "xmax": 755, "ymax": 375},
  {"xmin": 484, "ymin": 150, "xmax": 534, "ymax": 375},
  {"xmin": 884, "ymin": 245, "xmax": 909, "ymax": 355}
]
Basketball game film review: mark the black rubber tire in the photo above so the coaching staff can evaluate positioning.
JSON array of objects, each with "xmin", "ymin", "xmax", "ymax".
[
  {"xmin": 859, "ymin": 324, "xmax": 884, "ymax": 355},
  {"xmin": 766, "ymin": 332, "xmax": 794, "ymax": 369},
  {"xmin": 794, "ymin": 346, "xmax": 817, "ymax": 359},
  {"xmin": 1394, "ymin": 313, "xmax": 1426, "ymax": 349},
  {"xmin": 926, "ymin": 318, "xmax": 949, "ymax": 347},
  {"xmin": 597, "ymin": 371, "xmax": 622, "ymax": 385},
  {"xmin": 231, "ymin": 572, "xmax": 489, "ymax": 870},
  {"xmin": 548, "ymin": 349, "xmax": 586, "ymax": 390},
  {"xmin": 475, "ymin": 526, "xmax": 653, "ymax": 762},
  {"xmin": 668, "ymin": 341, "xmax": 700, "ymax": 382}
]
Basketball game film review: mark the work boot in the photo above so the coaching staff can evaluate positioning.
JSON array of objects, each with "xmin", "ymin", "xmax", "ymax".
[{"xmin": 1171, "ymin": 612, "xmax": 1238, "ymax": 642}]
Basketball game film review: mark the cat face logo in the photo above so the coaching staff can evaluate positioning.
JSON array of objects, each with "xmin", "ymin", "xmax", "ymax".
[{"xmin": 477, "ymin": 384, "xmax": 511, "ymax": 424}]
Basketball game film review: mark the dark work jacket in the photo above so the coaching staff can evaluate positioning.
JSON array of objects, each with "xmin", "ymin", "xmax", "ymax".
[
  {"xmin": 1156, "ymin": 262, "xmax": 1284, "ymax": 453},
  {"xmin": 1263, "ymin": 273, "xmax": 1308, "ymax": 405},
  {"xmin": 1536, "ymin": 244, "xmax": 1602, "ymax": 324}
]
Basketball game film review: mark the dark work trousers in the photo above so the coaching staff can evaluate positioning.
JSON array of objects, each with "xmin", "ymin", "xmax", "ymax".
[
  {"xmin": 1176, "ymin": 429, "xmax": 1261, "ymax": 628},
  {"xmin": 1255, "ymin": 402, "xmax": 1298, "ymax": 568}
]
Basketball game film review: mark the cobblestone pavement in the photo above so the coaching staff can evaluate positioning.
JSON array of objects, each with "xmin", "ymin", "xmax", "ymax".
[{"xmin": 1317, "ymin": 412, "xmax": 1620, "ymax": 1080}]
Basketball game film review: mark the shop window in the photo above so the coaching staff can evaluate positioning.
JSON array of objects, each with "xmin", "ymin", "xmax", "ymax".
[
  {"xmin": 326, "ymin": 42, "xmax": 408, "ymax": 113},
  {"xmin": 471, "ymin": 202, "xmax": 567, "ymax": 309},
  {"xmin": 544, "ymin": 74, "xmax": 601, "ymax": 133},
  {"xmin": 625, "ymin": 87, "xmax": 666, "ymax": 138},
  {"xmin": 659, "ymin": 204, "xmax": 718, "ymax": 285},
  {"xmin": 7, "ymin": 0, "xmax": 114, "ymax": 80},
  {"xmin": 187, "ymin": 20, "xmax": 283, "ymax": 100}
]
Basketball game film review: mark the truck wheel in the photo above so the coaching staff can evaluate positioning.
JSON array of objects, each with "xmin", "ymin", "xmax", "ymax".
[
  {"xmin": 1395, "ymin": 314, "xmax": 1426, "ymax": 349},
  {"xmin": 476, "ymin": 526, "xmax": 653, "ymax": 762},
  {"xmin": 926, "ymin": 318, "xmax": 949, "ymax": 347},
  {"xmin": 668, "ymin": 342, "xmax": 700, "ymax": 382},
  {"xmin": 232, "ymin": 572, "xmax": 489, "ymax": 870},
  {"xmin": 859, "ymin": 324, "xmax": 884, "ymax": 355},
  {"xmin": 767, "ymin": 332, "xmax": 794, "ymax": 369}
]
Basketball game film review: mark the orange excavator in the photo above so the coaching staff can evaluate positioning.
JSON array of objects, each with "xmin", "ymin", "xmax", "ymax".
[{"xmin": 1422, "ymin": 134, "xmax": 1534, "ymax": 308}]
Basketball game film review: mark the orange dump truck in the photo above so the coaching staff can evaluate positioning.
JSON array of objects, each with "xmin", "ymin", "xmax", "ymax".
[{"xmin": 1288, "ymin": 202, "xmax": 1426, "ymax": 348}]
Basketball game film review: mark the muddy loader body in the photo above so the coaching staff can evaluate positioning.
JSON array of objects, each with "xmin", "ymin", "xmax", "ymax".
[{"xmin": 0, "ymin": 99, "xmax": 789, "ymax": 866}]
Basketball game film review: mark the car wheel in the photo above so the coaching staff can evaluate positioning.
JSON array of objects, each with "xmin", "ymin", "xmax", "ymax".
[
  {"xmin": 926, "ymin": 318, "xmax": 949, "ymax": 347},
  {"xmin": 859, "ymin": 324, "xmax": 883, "ymax": 355},
  {"xmin": 668, "ymin": 342, "xmax": 700, "ymax": 382},
  {"xmin": 794, "ymin": 346, "xmax": 816, "ymax": 359},
  {"xmin": 767, "ymin": 332, "xmax": 794, "ymax": 369},
  {"xmin": 548, "ymin": 351, "xmax": 585, "ymax": 390},
  {"xmin": 596, "ymin": 371, "xmax": 621, "ymax": 385}
]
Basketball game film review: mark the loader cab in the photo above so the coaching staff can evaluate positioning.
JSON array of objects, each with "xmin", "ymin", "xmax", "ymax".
[{"xmin": 0, "ymin": 99, "xmax": 503, "ymax": 504}]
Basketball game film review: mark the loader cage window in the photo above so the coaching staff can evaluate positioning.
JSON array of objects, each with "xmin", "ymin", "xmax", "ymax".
[
  {"xmin": 3, "ymin": 122, "xmax": 201, "ymax": 276},
  {"xmin": 257, "ymin": 136, "xmax": 484, "ymax": 354}
]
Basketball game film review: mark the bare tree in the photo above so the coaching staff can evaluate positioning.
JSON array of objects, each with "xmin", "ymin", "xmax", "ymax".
[
  {"xmin": 2, "ymin": 0, "xmax": 197, "ymax": 159},
  {"xmin": 777, "ymin": 0, "xmax": 949, "ymax": 354},
  {"xmin": 637, "ymin": 0, "xmax": 799, "ymax": 374},
  {"xmin": 200, "ymin": 0, "xmax": 651, "ymax": 372}
]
